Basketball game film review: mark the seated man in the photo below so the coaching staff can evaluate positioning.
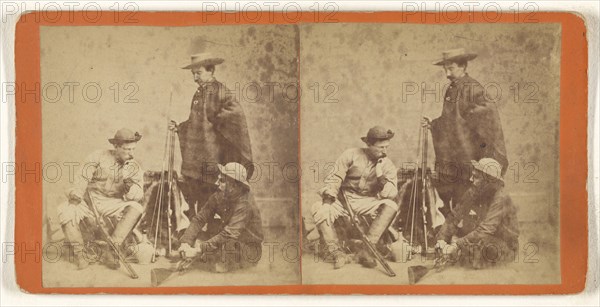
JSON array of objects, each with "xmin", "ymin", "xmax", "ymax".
[
  {"xmin": 178, "ymin": 162, "xmax": 264, "ymax": 273},
  {"xmin": 311, "ymin": 126, "xmax": 399, "ymax": 269},
  {"xmin": 58, "ymin": 128, "xmax": 145, "ymax": 270},
  {"xmin": 435, "ymin": 158, "xmax": 520, "ymax": 269}
]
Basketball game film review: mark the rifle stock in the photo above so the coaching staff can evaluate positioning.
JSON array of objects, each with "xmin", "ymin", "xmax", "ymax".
[
  {"xmin": 151, "ymin": 251, "xmax": 197, "ymax": 287},
  {"xmin": 339, "ymin": 190, "xmax": 396, "ymax": 277},
  {"xmin": 408, "ymin": 248, "xmax": 447, "ymax": 284}
]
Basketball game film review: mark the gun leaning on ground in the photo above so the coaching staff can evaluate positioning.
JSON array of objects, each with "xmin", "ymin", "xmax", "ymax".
[
  {"xmin": 87, "ymin": 194, "xmax": 139, "ymax": 279},
  {"xmin": 151, "ymin": 251, "xmax": 198, "ymax": 287},
  {"xmin": 339, "ymin": 190, "xmax": 396, "ymax": 277},
  {"xmin": 407, "ymin": 247, "xmax": 448, "ymax": 284}
]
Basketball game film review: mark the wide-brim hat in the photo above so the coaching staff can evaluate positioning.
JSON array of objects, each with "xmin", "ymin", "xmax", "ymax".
[
  {"xmin": 433, "ymin": 48, "xmax": 478, "ymax": 66},
  {"xmin": 361, "ymin": 126, "xmax": 395, "ymax": 143},
  {"xmin": 471, "ymin": 158, "xmax": 503, "ymax": 182},
  {"xmin": 181, "ymin": 52, "xmax": 225, "ymax": 69},
  {"xmin": 218, "ymin": 163, "xmax": 250, "ymax": 188},
  {"xmin": 108, "ymin": 128, "xmax": 142, "ymax": 145}
]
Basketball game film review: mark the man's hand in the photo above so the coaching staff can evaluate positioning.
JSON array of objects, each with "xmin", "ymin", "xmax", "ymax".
[
  {"xmin": 326, "ymin": 203, "xmax": 348, "ymax": 227},
  {"xmin": 446, "ymin": 243, "xmax": 458, "ymax": 257},
  {"xmin": 421, "ymin": 116, "xmax": 431, "ymax": 129},
  {"xmin": 375, "ymin": 158, "xmax": 384, "ymax": 178},
  {"xmin": 435, "ymin": 240, "xmax": 448, "ymax": 250},
  {"xmin": 122, "ymin": 162, "xmax": 139, "ymax": 185},
  {"xmin": 178, "ymin": 243, "xmax": 198, "ymax": 258},
  {"xmin": 436, "ymin": 240, "xmax": 459, "ymax": 259},
  {"xmin": 168, "ymin": 120, "xmax": 178, "ymax": 132},
  {"xmin": 68, "ymin": 192, "xmax": 82, "ymax": 205},
  {"xmin": 322, "ymin": 193, "xmax": 335, "ymax": 205}
]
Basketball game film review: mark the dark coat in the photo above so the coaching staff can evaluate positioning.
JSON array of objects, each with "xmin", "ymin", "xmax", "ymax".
[
  {"xmin": 437, "ymin": 183, "xmax": 520, "ymax": 251},
  {"xmin": 179, "ymin": 189, "xmax": 264, "ymax": 251},
  {"xmin": 431, "ymin": 74, "xmax": 508, "ymax": 177},
  {"xmin": 178, "ymin": 79, "xmax": 254, "ymax": 183}
]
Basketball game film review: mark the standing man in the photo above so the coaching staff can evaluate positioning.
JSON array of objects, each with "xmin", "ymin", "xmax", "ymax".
[
  {"xmin": 311, "ymin": 126, "xmax": 399, "ymax": 270},
  {"xmin": 170, "ymin": 53, "xmax": 254, "ymax": 219},
  {"xmin": 178, "ymin": 162, "xmax": 263, "ymax": 272},
  {"xmin": 58, "ymin": 128, "xmax": 144, "ymax": 270},
  {"xmin": 435, "ymin": 158, "xmax": 519, "ymax": 269},
  {"xmin": 423, "ymin": 48, "xmax": 508, "ymax": 214}
]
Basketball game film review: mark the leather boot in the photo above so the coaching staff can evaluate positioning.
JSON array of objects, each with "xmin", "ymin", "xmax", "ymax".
[
  {"xmin": 102, "ymin": 206, "xmax": 141, "ymax": 269},
  {"xmin": 316, "ymin": 222, "xmax": 347, "ymax": 269},
  {"xmin": 110, "ymin": 206, "xmax": 142, "ymax": 246},
  {"xmin": 358, "ymin": 204, "xmax": 397, "ymax": 268},
  {"xmin": 61, "ymin": 223, "xmax": 89, "ymax": 270}
]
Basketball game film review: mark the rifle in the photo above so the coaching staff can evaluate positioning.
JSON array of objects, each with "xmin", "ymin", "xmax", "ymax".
[
  {"xmin": 87, "ymin": 194, "xmax": 139, "ymax": 279},
  {"xmin": 151, "ymin": 251, "xmax": 198, "ymax": 287},
  {"xmin": 338, "ymin": 190, "xmax": 396, "ymax": 277},
  {"xmin": 407, "ymin": 247, "xmax": 448, "ymax": 284}
]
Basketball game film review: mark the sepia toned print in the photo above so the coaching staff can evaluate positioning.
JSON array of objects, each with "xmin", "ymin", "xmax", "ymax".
[
  {"xmin": 41, "ymin": 24, "xmax": 300, "ymax": 287},
  {"xmin": 301, "ymin": 23, "xmax": 561, "ymax": 285}
]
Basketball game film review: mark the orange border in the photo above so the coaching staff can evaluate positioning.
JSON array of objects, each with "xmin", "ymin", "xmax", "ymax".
[{"xmin": 15, "ymin": 11, "xmax": 587, "ymax": 294}]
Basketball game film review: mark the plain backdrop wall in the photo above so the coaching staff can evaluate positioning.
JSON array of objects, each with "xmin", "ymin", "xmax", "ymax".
[
  {"xmin": 300, "ymin": 23, "xmax": 561, "ymax": 232},
  {"xmin": 41, "ymin": 25, "xmax": 299, "ymax": 232}
]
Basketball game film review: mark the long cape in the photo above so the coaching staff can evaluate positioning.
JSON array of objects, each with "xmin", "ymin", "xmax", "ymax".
[
  {"xmin": 430, "ymin": 75, "xmax": 508, "ymax": 178},
  {"xmin": 178, "ymin": 81, "xmax": 254, "ymax": 180}
]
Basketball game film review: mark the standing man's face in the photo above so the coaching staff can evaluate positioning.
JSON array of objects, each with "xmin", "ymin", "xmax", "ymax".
[
  {"xmin": 367, "ymin": 139, "xmax": 390, "ymax": 160},
  {"xmin": 114, "ymin": 142, "xmax": 136, "ymax": 163},
  {"xmin": 192, "ymin": 66, "xmax": 213, "ymax": 83},
  {"xmin": 443, "ymin": 62, "xmax": 466, "ymax": 81}
]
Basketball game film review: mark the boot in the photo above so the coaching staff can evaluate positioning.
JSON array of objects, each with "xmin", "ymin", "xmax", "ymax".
[
  {"xmin": 332, "ymin": 249, "xmax": 349, "ymax": 270},
  {"xmin": 103, "ymin": 206, "xmax": 141, "ymax": 269},
  {"xmin": 110, "ymin": 206, "xmax": 142, "ymax": 246},
  {"xmin": 316, "ymin": 221, "xmax": 347, "ymax": 269},
  {"xmin": 61, "ymin": 223, "xmax": 89, "ymax": 270},
  {"xmin": 100, "ymin": 242, "xmax": 120, "ymax": 270},
  {"xmin": 358, "ymin": 204, "xmax": 397, "ymax": 268}
]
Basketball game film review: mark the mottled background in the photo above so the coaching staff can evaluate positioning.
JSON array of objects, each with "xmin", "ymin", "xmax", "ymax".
[
  {"xmin": 300, "ymin": 23, "xmax": 561, "ymax": 284},
  {"xmin": 41, "ymin": 25, "xmax": 300, "ymax": 286}
]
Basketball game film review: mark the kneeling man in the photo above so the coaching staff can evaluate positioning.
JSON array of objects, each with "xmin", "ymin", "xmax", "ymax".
[
  {"xmin": 436, "ymin": 158, "xmax": 520, "ymax": 269},
  {"xmin": 178, "ymin": 163, "xmax": 264, "ymax": 272}
]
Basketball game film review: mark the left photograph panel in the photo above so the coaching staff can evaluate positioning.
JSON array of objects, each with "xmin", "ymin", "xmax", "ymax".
[{"xmin": 40, "ymin": 25, "xmax": 300, "ymax": 287}]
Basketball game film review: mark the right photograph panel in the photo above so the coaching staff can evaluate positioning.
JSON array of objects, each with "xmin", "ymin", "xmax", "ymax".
[{"xmin": 300, "ymin": 23, "xmax": 561, "ymax": 285}]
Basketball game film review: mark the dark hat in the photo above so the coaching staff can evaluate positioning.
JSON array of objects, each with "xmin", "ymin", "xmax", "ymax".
[
  {"xmin": 108, "ymin": 128, "xmax": 142, "ymax": 145},
  {"xmin": 433, "ymin": 48, "xmax": 478, "ymax": 66},
  {"xmin": 181, "ymin": 53, "xmax": 225, "ymax": 70},
  {"xmin": 361, "ymin": 126, "xmax": 395, "ymax": 143}
]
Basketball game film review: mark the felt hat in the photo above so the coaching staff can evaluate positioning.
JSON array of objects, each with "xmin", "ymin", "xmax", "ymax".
[
  {"xmin": 108, "ymin": 128, "xmax": 142, "ymax": 145},
  {"xmin": 181, "ymin": 52, "xmax": 225, "ymax": 69},
  {"xmin": 218, "ymin": 162, "xmax": 250, "ymax": 188},
  {"xmin": 433, "ymin": 48, "xmax": 478, "ymax": 65},
  {"xmin": 361, "ymin": 126, "xmax": 395, "ymax": 143}
]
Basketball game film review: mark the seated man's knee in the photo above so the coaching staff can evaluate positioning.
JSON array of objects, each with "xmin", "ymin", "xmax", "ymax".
[
  {"xmin": 311, "ymin": 201, "xmax": 328, "ymax": 216},
  {"xmin": 380, "ymin": 199, "xmax": 398, "ymax": 211},
  {"xmin": 124, "ymin": 201, "xmax": 143, "ymax": 215},
  {"xmin": 57, "ymin": 204, "xmax": 79, "ymax": 225}
]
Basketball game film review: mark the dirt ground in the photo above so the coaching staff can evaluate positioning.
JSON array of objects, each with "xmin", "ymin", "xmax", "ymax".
[
  {"xmin": 302, "ymin": 222, "xmax": 561, "ymax": 285},
  {"xmin": 42, "ymin": 227, "xmax": 301, "ymax": 288}
]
